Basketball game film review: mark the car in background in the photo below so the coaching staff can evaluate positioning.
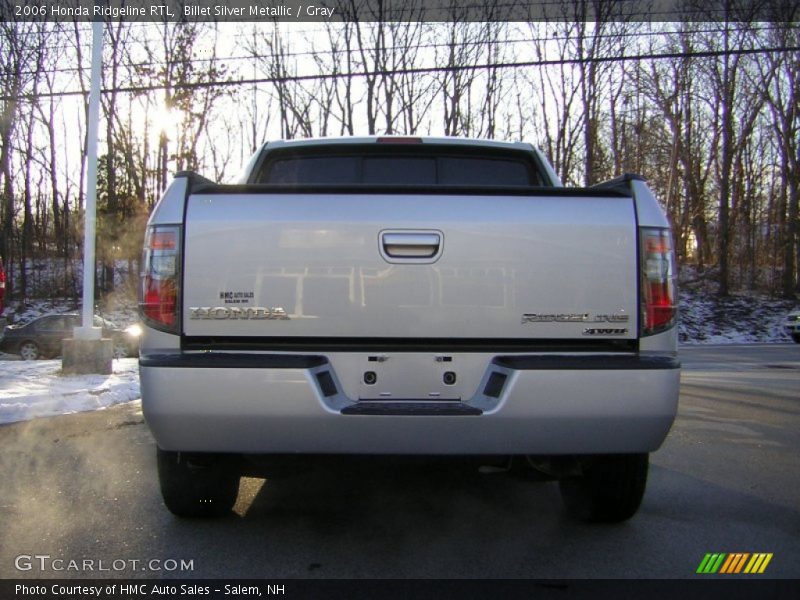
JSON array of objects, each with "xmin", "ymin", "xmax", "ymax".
[
  {"xmin": 785, "ymin": 310, "xmax": 800, "ymax": 343},
  {"xmin": 0, "ymin": 258, "xmax": 6, "ymax": 332},
  {"xmin": 0, "ymin": 313, "xmax": 141, "ymax": 360},
  {"xmin": 0, "ymin": 257, "xmax": 6, "ymax": 315}
]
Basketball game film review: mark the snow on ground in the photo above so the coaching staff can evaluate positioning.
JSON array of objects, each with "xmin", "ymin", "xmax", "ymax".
[
  {"xmin": 678, "ymin": 290, "xmax": 797, "ymax": 344},
  {"xmin": 0, "ymin": 358, "xmax": 140, "ymax": 425}
]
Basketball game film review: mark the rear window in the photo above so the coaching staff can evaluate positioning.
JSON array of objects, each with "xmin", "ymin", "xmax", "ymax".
[
  {"xmin": 35, "ymin": 316, "xmax": 69, "ymax": 331},
  {"xmin": 439, "ymin": 157, "xmax": 530, "ymax": 185},
  {"xmin": 268, "ymin": 156, "xmax": 360, "ymax": 184},
  {"xmin": 363, "ymin": 157, "xmax": 436, "ymax": 184},
  {"xmin": 260, "ymin": 153, "xmax": 539, "ymax": 186}
]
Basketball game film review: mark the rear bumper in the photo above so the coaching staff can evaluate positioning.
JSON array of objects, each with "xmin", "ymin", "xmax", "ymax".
[{"xmin": 140, "ymin": 352, "xmax": 679, "ymax": 455}]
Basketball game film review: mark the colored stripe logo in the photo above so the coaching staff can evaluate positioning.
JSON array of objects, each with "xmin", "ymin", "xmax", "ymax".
[{"xmin": 697, "ymin": 553, "xmax": 773, "ymax": 574}]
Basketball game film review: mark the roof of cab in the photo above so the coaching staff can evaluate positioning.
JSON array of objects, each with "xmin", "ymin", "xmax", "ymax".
[{"xmin": 262, "ymin": 136, "xmax": 532, "ymax": 152}]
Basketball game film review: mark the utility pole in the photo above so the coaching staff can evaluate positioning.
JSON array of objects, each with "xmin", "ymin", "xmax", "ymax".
[{"xmin": 63, "ymin": 16, "xmax": 112, "ymax": 374}]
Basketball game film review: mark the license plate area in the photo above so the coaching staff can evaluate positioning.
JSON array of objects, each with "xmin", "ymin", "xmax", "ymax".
[{"xmin": 357, "ymin": 353, "xmax": 462, "ymax": 401}]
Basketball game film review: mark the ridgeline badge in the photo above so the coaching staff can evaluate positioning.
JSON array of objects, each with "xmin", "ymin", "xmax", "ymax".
[{"xmin": 521, "ymin": 313, "xmax": 629, "ymax": 324}]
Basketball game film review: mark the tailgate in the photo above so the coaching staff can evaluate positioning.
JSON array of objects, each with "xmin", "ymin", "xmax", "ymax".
[{"xmin": 182, "ymin": 192, "xmax": 638, "ymax": 340}]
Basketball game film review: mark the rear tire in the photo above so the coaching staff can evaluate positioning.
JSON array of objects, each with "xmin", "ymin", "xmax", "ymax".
[
  {"xmin": 792, "ymin": 334, "xmax": 800, "ymax": 344},
  {"xmin": 559, "ymin": 453, "xmax": 648, "ymax": 523},
  {"xmin": 19, "ymin": 341, "xmax": 40, "ymax": 360},
  {"xmin": 156, "ymin": 448, "xmax": 240, "ymax": 518}
]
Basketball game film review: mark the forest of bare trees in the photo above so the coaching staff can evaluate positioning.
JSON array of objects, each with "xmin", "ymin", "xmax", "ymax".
[{"xmin": 0, "ymin": 13, "xmax": 798, "ymax": 306}]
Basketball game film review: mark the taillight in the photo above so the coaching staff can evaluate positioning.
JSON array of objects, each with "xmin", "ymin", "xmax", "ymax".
[
  {"xmin": 140, "ymin": 225, "xmax": 181, "ymax": 333},
  {"xmin": 640, "ymin": 227, "xmax": 677, "ymax": 336}
]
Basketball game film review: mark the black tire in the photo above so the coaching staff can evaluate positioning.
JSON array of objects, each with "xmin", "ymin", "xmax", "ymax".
[
  {"xmin": 559, "ymin": 453, "xmax": 648, "ymax": 523},
  {"xmin": 19, "ymin": 340, "xmax": 41, "ymax": 360},
  {"xmin": 156, "ymin": 448, "xmax": 240, "ymax": 518},
  {"xmin": 792, "ymin": 334, "xmax": 800, "ymax": 344}
]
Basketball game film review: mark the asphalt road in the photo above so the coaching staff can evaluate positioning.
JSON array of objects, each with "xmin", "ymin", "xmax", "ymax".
[{"xmin": 0, "ymin": 344, "xmax": 798, "ymax": 579}]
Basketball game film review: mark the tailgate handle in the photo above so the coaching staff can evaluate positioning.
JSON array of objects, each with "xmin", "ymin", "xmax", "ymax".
[{"xmin": 381, "ymin": 231, "xmax": 442, "ymax": 260}]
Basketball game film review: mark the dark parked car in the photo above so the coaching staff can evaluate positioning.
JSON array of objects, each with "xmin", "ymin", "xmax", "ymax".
[
  {"xmin": 0, "ymin": 257, "xmax": 6, "ymax": 314},
  {"xmin": 0, "ymin": 313, "xmax": 141, "ymax": 360},
  {"xmin": 785, "ymin": 310, "xmax": 800, "ymax": 343}
]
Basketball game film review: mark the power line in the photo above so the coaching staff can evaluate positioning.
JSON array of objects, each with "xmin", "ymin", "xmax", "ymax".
[
  {"xmin": 11, "ymin": 22, "xmax": 793, "ymax": 78},
  {"xmin": 1, "ymin": 44, "xmax": 797, "ymax": 102},
  {"xmin": 27, "ymin": 20, "xmax": 795, "ymax": 52}
]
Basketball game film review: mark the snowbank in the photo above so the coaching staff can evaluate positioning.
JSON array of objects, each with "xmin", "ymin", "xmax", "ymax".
[
  {"xmin": 678, "ymin": 290, "xmax": 796, "ymax": 344},
  {"xmin": 0, "ymin": 358, "xmax": 140, "ymax": 425}
]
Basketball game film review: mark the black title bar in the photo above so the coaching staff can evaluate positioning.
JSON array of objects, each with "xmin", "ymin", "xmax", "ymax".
[
  {"xmin": 2, "ymin": 0, "xmax": 798, "ymax": 23},
  {"xmin": 4, "ymin": 579, "xmax": 800, "ymax": 600}
]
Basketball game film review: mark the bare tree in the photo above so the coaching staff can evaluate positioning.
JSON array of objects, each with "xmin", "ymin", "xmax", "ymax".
[
  {"xmin": 0, "ymin": 19, "xmax": 47, "ymax": 300},
  {"xmin": 436, "ymin": 22, "xmax": 484, "ymax": 137},
  {"xmin": 521, "ymin": 22, "xmax": 584, "ymax": 184},
  {"xmin": 702, "ymin": 18, "xmax": 771, "ymax": 296},
  {"xmin": 387, "ymin": 20, "xmax": 434, "ymax": 134},
  {"xmin": 758, "ymin": 19, "xmax": 800, "ymax": 296}
]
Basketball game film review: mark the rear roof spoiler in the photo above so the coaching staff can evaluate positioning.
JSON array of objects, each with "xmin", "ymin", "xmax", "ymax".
[
  {"xmin": 174, "ymin": 171, "xmax": 216, "ymax": 194},
  {"xmin": 590, "ymin": 173, "xmax": 646, "ymax": 195}
]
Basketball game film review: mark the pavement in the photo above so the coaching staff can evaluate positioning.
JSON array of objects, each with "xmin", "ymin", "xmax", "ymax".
[{"xmin": 0, "ymin": 344, "xmax": 797, "ymax": 579}]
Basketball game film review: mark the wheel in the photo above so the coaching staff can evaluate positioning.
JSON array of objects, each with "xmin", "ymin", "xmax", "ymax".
[
  {"xmin": 19, "ymin": 341, "xmax": 40, "ymax": 360},
  {"xmin": 559, "ymin": 453, "xmax": 648, "ymax": 523},
  {"xmin": 156, "ymin": 448, "xmax": 240, "ymax": 518},
  {"xmin": 792, "ymin": 334, "xmax": 800, "ymax": 344},
  {"xmin": 112, "ymin": 343, "xmax": 128, "ymax": 359}
]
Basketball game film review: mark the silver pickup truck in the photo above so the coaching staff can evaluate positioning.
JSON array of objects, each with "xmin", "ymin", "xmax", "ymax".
[{"xmin": 139, "ymin": 136, "xmax": 679, "ymax": 522}]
